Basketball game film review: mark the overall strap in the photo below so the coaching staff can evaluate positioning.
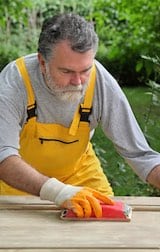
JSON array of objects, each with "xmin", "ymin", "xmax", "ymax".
[
  {"xmin": 69, "ymin": 64, "xmax": 96, "ymax": 136},
  {"xmin": 16, "ymin": 57, "xmax": 36, "ymax": 120},
  {"xmin": 80, "ymin": 64, "xmax": 96, "ymax": 122}
]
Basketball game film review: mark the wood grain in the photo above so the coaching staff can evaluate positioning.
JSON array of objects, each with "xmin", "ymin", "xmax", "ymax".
[{"xmin": 0, "ymin": 196, "xmax": 160, "ymax": 250}]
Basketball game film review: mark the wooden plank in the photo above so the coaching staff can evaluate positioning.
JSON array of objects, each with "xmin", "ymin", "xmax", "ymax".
[
  {"xmin": 0, "ymin": 195, "xmax": 159, "ymax": 205},
  {"xmin": 0, "ymin": 195, "xmax": 51, "ymax": 205},
  {"xmin": 0, "ymin": 204, "xmax": 59, "ymax": 210},
  {"xmin": 1, "ymin": 204, "xmax": 159, "ymax": 211},
  {"xmin": 0, "ymin": 196, "xmax": 57, "ymax": 210},
  {"xmin": 0, "ymin": 249, "xmax": 159, "ymax": 252},
  {"xmin": 121, "ymin": 196, "xmax": 160, "ymax": 208},
  {"xmin": 0, "ymin": 209, "xmax": 160, "ymax": 249},
  {"xmin": 1, "ymin": 196, "xmax": 159, "ymax": 205},
  {"xmin": 0, "ymin": 196, "xmax": 159, "ymax": 211}
]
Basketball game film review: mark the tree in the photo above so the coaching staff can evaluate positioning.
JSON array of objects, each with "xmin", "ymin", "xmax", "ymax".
[{"xmin": 92, "ymin": 0, "xmax": 160, "ymax": 86}]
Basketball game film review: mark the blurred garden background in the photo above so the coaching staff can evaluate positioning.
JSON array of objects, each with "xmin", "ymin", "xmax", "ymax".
[{"xmin": 0, "ymin": 0, "xmax": 160, "ymax": 195}]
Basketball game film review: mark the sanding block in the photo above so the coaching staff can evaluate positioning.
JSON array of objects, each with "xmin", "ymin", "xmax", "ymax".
[{"xmin": 60, "ymin": 201, "xmax": 132, "ymax": 221}]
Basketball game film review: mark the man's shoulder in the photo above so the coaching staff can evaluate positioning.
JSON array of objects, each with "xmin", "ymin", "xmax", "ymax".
[
  {"xmin": 94, "ymin": 59, "xmax": 116, "ymax": 81},
  {"xmin": 94, "ymin": 59, "xmax": 119, "ymax": 88},
  {"xmin": 23, "ymin": 53, "xmax": 39, "ymax": 69},
  {"xmin": 1, "ymin": 53, "xmax": 38, "ymax": 75},
  {"xmin": 23, "ymin": 53, "xmax": 38, "ymax": 62}
]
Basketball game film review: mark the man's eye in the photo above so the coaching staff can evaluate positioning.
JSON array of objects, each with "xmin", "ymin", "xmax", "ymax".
[
  {"xmin": 83, "ymin": 69, "xmax": 92, "ymax": 74},
  {"xmin": 62, "ymin": 70, "xmax": 70, "ymax": 74}
]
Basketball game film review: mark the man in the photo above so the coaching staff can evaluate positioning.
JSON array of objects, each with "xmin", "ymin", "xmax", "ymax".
[{"xmin": 0, "ymin": 13, "xmax": 159, "ymax": 218}]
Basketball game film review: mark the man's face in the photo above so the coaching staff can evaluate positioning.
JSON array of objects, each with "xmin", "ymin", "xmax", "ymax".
[{"xmin": 38, "ymin": 41, "xmax": 95, "ymax": 102}]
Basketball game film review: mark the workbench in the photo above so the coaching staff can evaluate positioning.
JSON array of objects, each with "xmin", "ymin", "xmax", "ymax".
[{"xmin": 0, "ymin": 196, "xmax": 160, "ymax": 251}]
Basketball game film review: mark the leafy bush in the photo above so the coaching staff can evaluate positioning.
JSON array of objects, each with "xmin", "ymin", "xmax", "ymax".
[
  {"xmin": 1, "ymin": 0, "xmax": 160, "ymax": 87},
  {"xmin": 0, "ymin": 0, "xmax": 40, "ymax": 70},
  {"xmin": 141, "ymin": 55, "xmax": 160, "ymax": 145},
  {"xmin": 93, "ymin": 0, "xmax": 160, "ymax": 86},
  {"xmin": 0, "ymin": 30, "xmax": 39, "ymax": 70}
]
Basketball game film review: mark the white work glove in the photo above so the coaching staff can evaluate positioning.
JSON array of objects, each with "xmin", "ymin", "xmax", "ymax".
[{"xmin": 40, "ymin": 178, "xmax": 114, "ymax": 218}]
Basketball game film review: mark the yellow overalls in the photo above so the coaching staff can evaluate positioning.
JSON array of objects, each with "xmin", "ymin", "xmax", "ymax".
[{"xmin": 0, "ymin": 57, "xmax": 113, "ymax": 196}]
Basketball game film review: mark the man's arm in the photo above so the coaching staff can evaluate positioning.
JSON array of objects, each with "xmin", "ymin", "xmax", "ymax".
[
  {"xmin": 0, "ymin": 155, "xmax": 49, "ymax": 195},
  {"xmin": 147, "ymin": 165, "xmax": 160, "ymax": 189},
  {"xmin": 0, "ymin": 155, "xmax": 114, "ymax": 218}
]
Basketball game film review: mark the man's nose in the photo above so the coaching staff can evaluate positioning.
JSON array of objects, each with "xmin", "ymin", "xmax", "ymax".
[{"xmin": 70, "ymin": 73, "xmax": 82, "ymax": 85}]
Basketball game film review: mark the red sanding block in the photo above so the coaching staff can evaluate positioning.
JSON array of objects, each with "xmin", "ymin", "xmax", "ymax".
[{"xmin": 60, "ymin": 201, "xmax": 132, "ymax": 221}]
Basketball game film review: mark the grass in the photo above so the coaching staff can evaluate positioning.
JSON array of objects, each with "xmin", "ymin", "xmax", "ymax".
[{"xmin": 91, "ymin": 86, "xmax": 160, "ymax": 196}]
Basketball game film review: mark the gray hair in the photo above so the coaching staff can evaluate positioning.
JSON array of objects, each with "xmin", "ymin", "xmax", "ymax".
[{"xmin": 38, "ymin": 13, "xmax": 99, "ymax": 61}]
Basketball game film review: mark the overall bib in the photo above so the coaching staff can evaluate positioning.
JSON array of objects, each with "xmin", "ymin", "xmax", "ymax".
[{"xmin": 0, "ymin": 57, "xmax": 113, "ymax": 196}]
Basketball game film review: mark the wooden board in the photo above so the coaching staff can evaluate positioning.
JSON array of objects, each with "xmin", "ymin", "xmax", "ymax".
[
  {"xmin": 0, "ymin": 196, "xmax": 160, "ymax": 250},
  {"xmin": 0, "ymin": 250, "xmax": 159, "ymax": 252},
  {"xmin": 0, "ymin": 196, "xmax": 159, "ymax": 210},
  {"xmin": 0, "ymin": 210, "xmax": 160, "ymax": 249}
]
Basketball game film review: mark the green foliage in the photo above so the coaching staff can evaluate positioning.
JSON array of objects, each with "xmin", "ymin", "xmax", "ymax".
[
  {"xmin": 0, "ymin": 0, "xmax": 94, "ymax": 70},
  {"xmin": 1, "ymin": 0, "xmax": 160, "ymax": 87},
  {"xmin": 93, "ymin": 0, "xmax": 160, "ymax": 85},
  {"xmin": 0, "ymin": 0, "xmax": 40, "ymax": 70},
  {"xmin": 0, "ymin": 0, "xmax": 33, "ymax": 30},
  {"xmin": 141, "ymin": 56, "xmax": 160, "ymax": 145}
]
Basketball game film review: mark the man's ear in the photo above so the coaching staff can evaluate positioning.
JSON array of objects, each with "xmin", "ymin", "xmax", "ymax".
[{"xmin": 38, "ymin": 53, "xmax": 46, "ymax": 74}]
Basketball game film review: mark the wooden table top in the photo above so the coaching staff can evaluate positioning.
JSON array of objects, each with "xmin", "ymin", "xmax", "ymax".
[{"xmin": 0, "ymin": 196, "xmax": 160, "ymax": 251}]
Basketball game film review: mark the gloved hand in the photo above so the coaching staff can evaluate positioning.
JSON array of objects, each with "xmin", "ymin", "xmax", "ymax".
[{"xmin": 40, "ymin": 178, "xmax": 114, "ymax": 218}]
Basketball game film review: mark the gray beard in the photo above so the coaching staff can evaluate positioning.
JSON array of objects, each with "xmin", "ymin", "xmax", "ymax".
[{"xmin": 45, "ymin": 70, "xmax": 88, "ymax": 103}]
